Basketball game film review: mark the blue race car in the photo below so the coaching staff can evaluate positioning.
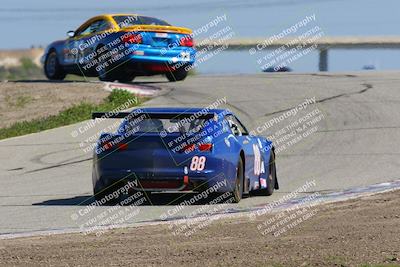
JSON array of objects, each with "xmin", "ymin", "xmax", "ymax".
[
  {"xmin": 42, "ymin": 14, "xmax": 196, "ymax": 82},
  {"xmin": 92, "ymin": 108, "xmax": 278, "ymax": 204}
]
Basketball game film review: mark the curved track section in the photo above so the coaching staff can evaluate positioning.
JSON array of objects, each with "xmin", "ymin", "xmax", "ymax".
[{"xmin": 0, "ymin": 72, "xmax": 399, "ymax": 236}]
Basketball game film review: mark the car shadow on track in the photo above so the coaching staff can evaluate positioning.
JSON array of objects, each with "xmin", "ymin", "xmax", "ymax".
[
  {"xmin": 12, "ymin": 79, "xmax": 170, "ymax": 84},
  {"xmin": 13, "ymin": 79, "xmax": 88, "ymax": 83},
  {"xmin": 32, "ymin": 195, "xmax": 96, "ymax": 206},
  {"xmin": 32, "ymin": 193, "xmax": 233, "ymax": 206}
]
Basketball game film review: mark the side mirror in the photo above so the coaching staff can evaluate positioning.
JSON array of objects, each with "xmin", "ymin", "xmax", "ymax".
[{"xmin": 67, "ymin": 31, "xmax": 75, "ymax": 38}]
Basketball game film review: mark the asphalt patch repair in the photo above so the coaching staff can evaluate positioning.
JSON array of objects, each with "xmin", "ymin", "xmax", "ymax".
[{"xmin": 0, "ymin": 189, "xmax": 399, "ymax": 267}]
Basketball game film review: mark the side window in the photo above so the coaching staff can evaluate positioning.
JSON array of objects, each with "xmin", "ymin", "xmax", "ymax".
[
  {"xmin": 225, "ymin": 115, "xmax": 248, "ymax": 136},
  {"xmin": 233, "ymin": 116, "xmax": 248, "ymax": 135},
  {"xmin": 76, "ymin": 24, "xmax": 92, "ymax": 36},
  {"xmin": 75, "ymin": 20, "xmax": 111, "ymax": 36},
  {"xmin": 91, "ymin": 20, "xmax": 111, "ymax": 33}
]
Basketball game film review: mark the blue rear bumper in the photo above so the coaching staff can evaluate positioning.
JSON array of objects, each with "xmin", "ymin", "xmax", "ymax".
[{"xmin": 122, "ymin": 44, "xmax": 195, "ymax": 66}]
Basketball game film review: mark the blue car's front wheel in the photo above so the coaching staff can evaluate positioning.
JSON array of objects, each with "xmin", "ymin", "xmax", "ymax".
[{"xmin": 117, "ymin": 74, "xmax": 135, "ymax": 83}]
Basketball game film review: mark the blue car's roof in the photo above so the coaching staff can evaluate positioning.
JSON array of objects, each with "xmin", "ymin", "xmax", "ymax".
[{"xmin": 133, "ymin": 107, "xmax": 230, "ymax": 115}]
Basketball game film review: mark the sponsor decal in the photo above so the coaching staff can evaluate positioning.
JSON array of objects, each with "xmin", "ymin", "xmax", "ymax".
[
  {"xmin": 254, "ymin": 181, "xmax": 260, "ymax": 189},
  {"xmin": 190, "ymin": 156, "xmax": 206, "ymax": 171},
  {"xmin": 260, "ymin": 178, "xmax": 267, "ymax": 188},
  {"xmin": 155, "ymin": 32, "xmax": 168, "ymax": 38},
  {"xmin": 253, "ymin": 144, "xmax": 262, "ymax": 175},
  {"xmin": 257, "ymin": 138, "xmax": 263, "ymax": 148},
  {"xmin": 261, "ymin": 161, "xmax": 265, "ymax": 174},
  {"xmin": 133, "ymin": 50, "xmax": 144, "ymax": 55},
  {"xmin": 224, "ymin": 137, "xmax": 231, "ymax": 147},
  {"xmin": 180, "ymin": 51, "xmax": 191, "ymax": 61}
]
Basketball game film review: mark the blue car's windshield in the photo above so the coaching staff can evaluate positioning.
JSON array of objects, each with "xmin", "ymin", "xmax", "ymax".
[{"xmin": 125, "ymin": 117, "xmax": 208, "ymax": 134}]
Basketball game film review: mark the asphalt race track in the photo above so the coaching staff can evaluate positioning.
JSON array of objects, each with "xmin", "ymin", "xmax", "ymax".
[{"xmin": 1, "ymin": 72, "xmax": 399, "ymax": 236}]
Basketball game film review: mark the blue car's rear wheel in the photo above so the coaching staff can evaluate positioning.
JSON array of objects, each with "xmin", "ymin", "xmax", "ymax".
[
  {"xmin": 166, "ymin": 67, "xmax": 188, "ymax": 82},
  {"xmin": 261, "ymin": 151, "xmax": 277, "ymax": 196},
  {"xmin": 44, "ymin": 51, "xmax": 66, "ymax": 80},
  {"xmin": 232, "ymin": 157, "xmax": 244, "ymax": 203}
]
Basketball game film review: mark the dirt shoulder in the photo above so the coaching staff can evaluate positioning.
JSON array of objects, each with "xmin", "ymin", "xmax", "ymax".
[
  {"xmin": 0, "ymin": 190, "xmax": 399, "ymax": 267},
  {"xmin": 0, "ymin": 81, "xmax": 108, "ymax": 128}
]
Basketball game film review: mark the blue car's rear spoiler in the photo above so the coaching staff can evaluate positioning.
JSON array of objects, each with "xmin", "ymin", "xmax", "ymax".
[{"xmin": 92, "ymin": 112, "xmax": 215, "ymax": 120}]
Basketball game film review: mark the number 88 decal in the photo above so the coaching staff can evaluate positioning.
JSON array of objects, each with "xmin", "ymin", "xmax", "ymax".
[{"xmin": 190, "ymin": 156, "xmax": 206, "ymax": 171}]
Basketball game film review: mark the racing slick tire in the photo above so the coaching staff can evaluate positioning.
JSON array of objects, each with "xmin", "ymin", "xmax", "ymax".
[
  {"xmin": 96, "ymin": 45, "xmax": 117, "ymax": 82},
  {"xmin": 231, "ymin": 157, "xmax": 244, "ymax": 203},
  {"xmin": 117, "ymin": 74, "xmax": 135, "ymax": 83},
  {"xmin": 166, "ymin": 67, "xmax": 188, "ymax": 82},
  {"xmin": 44, "ymin": 50, "xmax": 66, "ymax": 80},
  {"xmin": 261, "ymin": 151, "xmax": 277, "ymax": 196}
]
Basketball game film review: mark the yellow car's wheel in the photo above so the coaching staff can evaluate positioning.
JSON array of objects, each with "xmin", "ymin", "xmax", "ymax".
[{"xmin": 44, "ymin": 50, "xmax": 66, "ymax": 80}]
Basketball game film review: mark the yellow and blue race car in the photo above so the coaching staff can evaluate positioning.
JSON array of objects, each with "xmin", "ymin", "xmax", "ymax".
[{"xmin": 42, "ymin": 14, "xmax": 195, "ymax": 82}]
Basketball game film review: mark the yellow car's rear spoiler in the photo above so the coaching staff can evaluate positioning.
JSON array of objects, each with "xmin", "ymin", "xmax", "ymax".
[{"xmin": 121, "ymin": 25, "xmax": 192, "ymax": 34}]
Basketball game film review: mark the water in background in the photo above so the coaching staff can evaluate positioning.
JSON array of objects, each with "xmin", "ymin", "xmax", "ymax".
[{"xmin": 1, "ymin": 0, "xmax": 399, "ymax": 73}]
